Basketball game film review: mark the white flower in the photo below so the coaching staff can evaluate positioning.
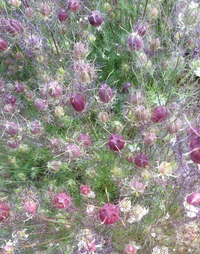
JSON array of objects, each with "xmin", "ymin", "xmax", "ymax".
[
  {"xmin": 194, "ymin": 67, "xmax": 200, "ymax": 77},
  {"xmin": 152, "ymin": 246, "xmax": 169, "ymax": 254},
  {"xmin": 183, "ymin": 199, "xmax": 200, "ymax": 218},
  {"xmin": 87, "ymin": 191, "xmax": 96, "ymax": 198},
  {"xmin": 119, "ymin": 198, "xmax": 131, "ymax": 213},
  {"xmin": 86, "ymin": 205, "xmax": 95, "ymax": 214},
  {"xmin": 127, "ymin": 204, "xmax": 149, "ymax": 223}
]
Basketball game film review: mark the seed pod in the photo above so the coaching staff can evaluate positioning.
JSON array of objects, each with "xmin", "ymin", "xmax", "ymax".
[
  {"xmin": 111, "ymin": 121, "xmax": 123, "ymax": 133},
  {"xmin": 78, "ymin": 134, "xmax": 91, "ymax": 146},
  {"xmin": 134, "ymin": 105, "xmax": 148, "ymax": 121},
  {"xmin": 81, "ymin": 185, "xmax": 91, "ymax": 195},
  {"xmin": 151, "ymin": 106, "xmax": 168, "ymax": 123},
  {"xmin": 47, "ymin": 160, "xmax": 61, "ymax": 172},
  {"xmin": 10, "ymin": 0, "xmax": 21, "ymax": 7},
  {"xmin": 68, "ymin": 0, "xmax": 79, "ymax": 13},
  {"xmin": 134, "ymin": 23, "xmax": 147, "ymax": 36},
  {"xmin": 190, "ymin": 145, "xmax": 200, "ymax": 164},
  {"xmin": 54, "ymin": 106, "xmax": 64, "ymax": 116},
  {"xmin": 73, "ymin": 42, "xmax": 88, "ymax": 59},
  {"xmin": 48, "ymin": 81, "xmax": 62, "ymax": 98},
  {"xmin": 0, "ymin": 38, "xmax": 7, "ymax": 51},
  {"xmin": 134, "ymin": 153, "xmax": 149, "ymax": 167},
  {"xmin": 186, "ymin": 192, "xmax": 200, "ymax": 206},
  {"xmin": 141, "ymin": 170, "xmax": 151, "ymax": 180},
  {"xmin": 98, "ymin": 84, "xmax": 113, "ymax": 103},
  {"xmin": 0, "ymin": 203, "xmax": 10, "ymax": 221},
  {"xmin": 54, "ymin": 193, "xmax": 71, "ymax": 209},
  {"xmin": 127, "ymin": 32, "xmax": 143, "ymax": 51},
  {"xmin": 6, "ymin": 94, "xmax": 17, "ymax": 106},
  {"xmin": 99, "ymin": 203, "xmax": 119, "ymax": 225},
  {"xmin": 65, "ymin": 144, "xmax": 80, "ymax": 159},
  {"xmin": 98, "ymin": 112, "xmax": 109, "ymax": 122},
  {"xmin": 50, "ymin": 138, "xmax": 60, "ymax": 149},
  {"xmin": 5, "ymin": 121, "xmax": 19, "ymax": 136},
  {"xmin": 25, "ymin": 7, "xmax": 34, "ymax": 18},
  {"xmin": 40, "ymin": 3, "xmax": 51, "ymax": 16},
  {"xmin": 88, "ymin": 34, "xmax": 96, "ymax": 42},
  {"xmin": 58, "ymin": 9, "xmax": 68, "ymax": 22},
  {"xmin": 7, "ymin": 138, "xmax": 20, "ymax": 148},
  {"xmin": 25, "ymin": 91, "xmax": 34, "ymax": 101},
  {"xmin": 144, "ymin": 132, "xmax": 157, "ymax": 146},
  {"xmin": 3, "ymin": 104, "xmax": 13, "ymax": 113},
  {"xmin": 130, "ymin": 181, "xmax": 145, "ymax": 196},
  {"xmin": 126, "ymin": 153, "xmax": 134, "ymax": 163},
  {"xmin": 149, "ymin": 7, "xmax": 158, "ymax": 19},
  {"xmin": 108, "ymin": 134, "xmax": 125, "ymax": 151},
  {"xmin": 34, "ymin": 98, "xmax": 48, "ymax": 111},
  {"xmin": 13, "ymin": 82, "xmax": 24, "ymax": 93},
  {"xmin": 24, "ymin": 200, "xmax": 37, "ymax": 214},
  {"xmin": 125, "ymin": 244, "xmax": 137, "ymax": 254},
  {"xmin": 1, "ymin": 18, "xmax": 23, "ymax": 35},
  {"xmin": 29, "ymin": 122, "xmax": 41, "ymax": 134},
  {"xmin": 75, "ymin": 62, "xmax": 94, "ymax": 84},
  {"xmin": 166, "ymin": 117, "xmax": 182, "ymax": 134},
  {"xmin": 70, "ymin": 93, "xmax": 85, "ymax": 112},
  {"xmin": 88, "ymin": 11, "xmax": 103, "ymax": 27},
  {"xmin": 122, "ymin": 82, "xmax": 132, "ymax": 94},
  {"xmin": 159, "ymin": 161, "xmax": 172, "ymax": 175}
]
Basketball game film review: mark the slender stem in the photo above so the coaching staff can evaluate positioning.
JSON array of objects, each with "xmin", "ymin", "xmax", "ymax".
[
  {"xmin": 142, "ymin": 0, "xmax": 149, "ymax": 21},
  {"xmin": 50, "ymin": 31, "xmax": 60, "ymax": 57}
]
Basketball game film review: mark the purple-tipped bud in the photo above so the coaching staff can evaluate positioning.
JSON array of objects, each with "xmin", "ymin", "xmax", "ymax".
[
  {"xmin": 48, "ymin": 81, "xmax": 62, "ymax": 98},
  {"xmin": 88, "ymin": 11, "xmax": 103, "ymax": 27},
  {"xmin": 122, "ymin": 82, "xmax": 132, "ymax": 94},
  {"xmin": 108, "ymin": 134, "xmax": 125, "ymax": 151},
  {"xmin": 29, "ymin": 122, "xmax": 41, "ymax": 134},
  {"xmin": 58, "ymin": 9, "xmax": 68, "ymax": 22},
  {"xmin": 134, "ymin": 153, "xmax": 149, "ymax": 167},
  {"xmin": 70, "ymin": 93, "xmax": 85, "ymax": 112},
  {"xmin": 6, "ymin": 94, "xmax": 16, "ymax": 106},
  {"xmin": 54, "ymin": 193, "xmax": 71, "ymax": 209},
  {"xmin": 0, "ymin": 38, "xmax": 7, "ymax": 51},
  {"xmin": 68, "ymin": 0, "xmax": 79, "ymax": 13},
  {"xmin": 186, "ymin": 192, "xmax": 200, "ymax": 206},
  {"xmin": 151, "ymin": 106, "xmax": 168, "ymax": 123},
  {"xmin": 65, "ymin": 144, "xmax": 81, "ymax": 159},
  {"xmin": 40, "ymin": 3, "xmax": 51, "ymax": 16},
  {"xmin": 13, "ymin": 82, "xmax": 24, "ymax": 93},
  {"xmin": 127, "ymin": 32, "xmax": 143, "ymax": 51},
  {"xmin": 134, "ymin": 23, "xmax": 147, "ymax": 36},
  {"xmin": 78, "ymin": 134, "xmax": 91, "ymax": 146},
  {"xmin": 34, "ymin": 98, "xmax": 48, "ymax": 111},
  {"xmin": 98, "ymin": 84, "xmax": 113, "ymax": 103},
  {"xmin": 5, "ymin": 121, "xmax": 19, "ymax": 136},
  {"xmin": 1, "ymin": 18, "xmax": 23, "ymax": 35},
  {"xmin": 99, "ymin": 203, "xmax": 119, "ymax": 225}
]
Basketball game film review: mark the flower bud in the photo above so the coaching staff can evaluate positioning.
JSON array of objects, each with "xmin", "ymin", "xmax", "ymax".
[
  {"xmin": 126, "ymin": 153, "xmax": 134, "ymax": 163},
  {"xmin": 50, "ymin": 138, "xmax": 60, "ymax": 149},
  {"xmin": 34, "ymin": 98, "xmax": 48, "ymax": 111},
  {"xmin": 68, "ymin": 0, "xmax": 79, "ymax": 13},
  {"xmin": 10, "ymin": 0, "xmax": 21, "ymax": 7},
  {"xmin": 54, "ymin": 106, "xmax": 64, "ymax": 116},
  {"xmin": 47, "ymin": 160, "xmax": 62, "ymax": 172},
  {"xmin": 134, "ymin": 23, "xmax": 147, "ymax": 36},
  {"xmin": 88, "ymin": 34, "xmax": 96, "ymax": 42},
  {"xmin": 144, "ymin": 132, "xmax": 157, "ymax": 146},
  {"xmin": 1, "ymin": 18, "xmax": 23, "ymax": 35},
  {"xmin": 29, "ymin": 121, "xmax": 41, "ymax": 134},
  {"xmin": 5, "ymin": 121, "xmax": 19, "ymax": 136},
  {"xmin": 104, "ymin": 3, "xmax": 112, "ymax": 12},
  {"xmin": 6, "ymin": 94, "xmax": 16, "ymax": 106},
  {"xmin": 8, "ymin": 138, "xmax": 20, "ymax": 148},
  {"xmin": 78, "ymin": 134, "xmax": 91, "ymax": 146},
  {"xmin": 122, "ymin": 82, "xmax": 132, "ymax": 94},
  {"xmin": 73, "ymin": 42, "xmax": 88, "ymax": 59},
  {"xmin": 141, "ymin": 170, "xmax": 151, "ymax": 180},
  {"xmin": 151, "ymin": 106, "xmax": 168, "ymax": 123},
  {"xmin": 13, "ymin": 82, "xmax": 24, "ymax": 93},
  {"xmin": 149, "ymin": 7, "xmax": 158, "ymax": 19},
  {"xmin": 166, "ymin": 117, "xmax": 182, "ymax": 134},
  {"xmin": 111, "ymin": 121, "xmax": 123, "ymax": 133},
  {"xmin": 65, "ymin": 144, "xmax": 81, "ymax": 159}
]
